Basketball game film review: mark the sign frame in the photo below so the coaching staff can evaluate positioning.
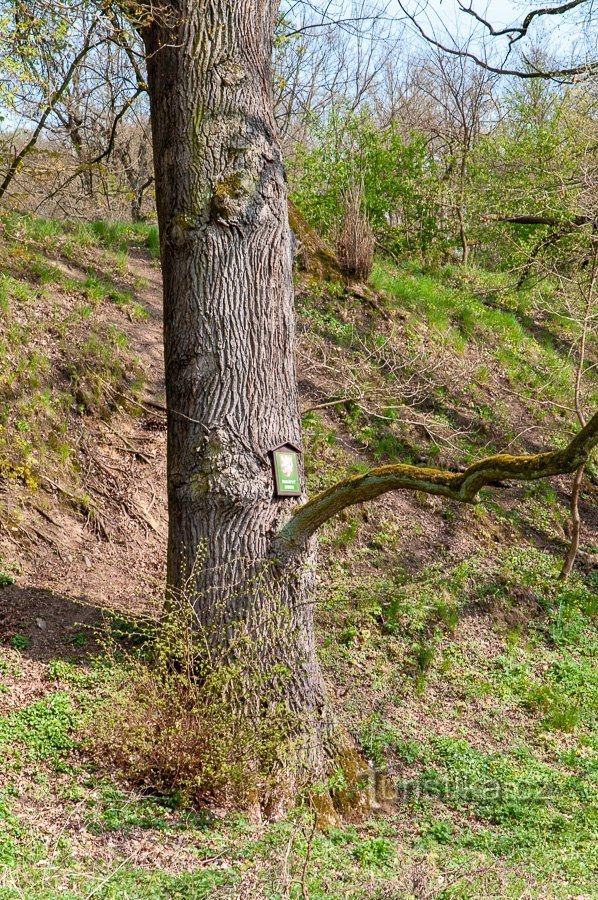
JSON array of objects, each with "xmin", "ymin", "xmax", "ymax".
[{"xmin": 270, "ymin": 442, "xmax": 302, "ymax": 498}]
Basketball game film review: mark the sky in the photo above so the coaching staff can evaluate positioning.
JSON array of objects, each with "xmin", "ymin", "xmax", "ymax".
[{"xmin": 294, "ymin": 0, "xmax": 595, "ymax": 67}]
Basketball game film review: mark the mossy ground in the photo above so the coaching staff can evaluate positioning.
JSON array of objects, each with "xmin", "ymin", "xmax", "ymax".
[{"xmin": 0, "ymin": 213, "xmax": 158, "ymax": 500}]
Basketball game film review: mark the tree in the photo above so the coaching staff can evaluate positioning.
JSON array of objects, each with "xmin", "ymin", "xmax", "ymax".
[
  {"xmin": 137, "ymin": 0, "xmax": 598, "ymax": 808},
  {"xmin": 396, "ymin": 0, "xmax": 597, "ymax": 80},
  {"xmin": 0, "ymin": 0, "xmax": 101, "ymax": 204},
  {"xmin": 141, "ymin": 1, "xmax": 342, "ymax": 799},
  {"xmin": 0, "ymin": 0, "xmax": 150, "ymax": 217},
  {"xmin": 415, "ymin": 47, "xmax": 497, "ymax": 266}
]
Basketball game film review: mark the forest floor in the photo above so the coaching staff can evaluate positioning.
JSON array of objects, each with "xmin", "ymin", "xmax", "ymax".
[{"xmin": 0, "ymin": 212, "xmax": 596, "ymax": 898}]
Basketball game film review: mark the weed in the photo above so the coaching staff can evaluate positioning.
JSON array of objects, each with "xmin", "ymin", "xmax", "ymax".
[
  {"xmin": 351, "ymin": 836, "xmax": 395, "ymax": 867},
  {"xmin": 0, "ymin": 693, "xmax": 77, "ymax": 765},
  {"xmin": 10, "ymin": 634, "xmax": 29, "ymax": 651},
  {"xmin": 333, "ymin": 516, "xmax": 360, "ymax": 549},
  {"xmin": 359, "ymin": 715, "xmax": 420, "ymax": 768},
  {"xmin": 85, "ymin": 784, "xmax": 178, "ymax": 834},
  {"xmin": 66, "ymin": 630, "xmax": 89, "ymax": 648},
  {"xmin": 422, "ymin": 819, "xmax": 453, "ymax": 845}
]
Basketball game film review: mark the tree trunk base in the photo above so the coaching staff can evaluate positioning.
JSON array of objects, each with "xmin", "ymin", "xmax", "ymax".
[{"xmin": 259, "ymin": 734, "xmax": 371, "ymax": 825}]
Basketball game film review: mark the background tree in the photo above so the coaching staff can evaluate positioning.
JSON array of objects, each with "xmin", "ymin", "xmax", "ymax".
[
  {"xmin": 413, "ymin": 46, "xmax": 497, "ymax": 266},
  {"xmin": 0, "ymin": 0, "xmax": 150, "ymax": 217}
]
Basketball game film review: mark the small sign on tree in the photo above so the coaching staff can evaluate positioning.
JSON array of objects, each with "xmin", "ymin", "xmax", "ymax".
[{"xmin": 271, "ymin": 443, "xmax": 302, "ymax": 497}]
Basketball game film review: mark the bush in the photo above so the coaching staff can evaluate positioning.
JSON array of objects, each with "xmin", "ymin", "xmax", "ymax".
[
  {"xmin": 83, "ymin": 570, "xmax": 306, "ymax": 810},
  {"xmin": 290, "ymin": 106, "xmax": 439, "ymax": 257},
  {"xmin": 335, "ymin": 185, "xmax": 375, "ymax": 281}
]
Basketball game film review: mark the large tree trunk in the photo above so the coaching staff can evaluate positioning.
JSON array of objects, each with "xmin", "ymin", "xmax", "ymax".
[{"xmin": 141, "ymin": 1, "xmax": 349, "ymax": 801}]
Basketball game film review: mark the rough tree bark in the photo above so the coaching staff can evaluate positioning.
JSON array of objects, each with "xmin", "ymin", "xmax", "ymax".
[{"xmin": 141, "ymin": 1, "xmax": 346, "ymax": 798}]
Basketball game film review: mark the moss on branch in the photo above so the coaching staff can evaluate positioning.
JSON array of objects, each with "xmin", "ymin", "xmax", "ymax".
[{"xmin": 275, "ymin": 412, "xmax": 598, "ymax": 551}]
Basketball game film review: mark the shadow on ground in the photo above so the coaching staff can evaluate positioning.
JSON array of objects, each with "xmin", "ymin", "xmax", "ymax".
[{"xmin": 0, "ymin": 583, "xmax": 155, "ymax": 663}]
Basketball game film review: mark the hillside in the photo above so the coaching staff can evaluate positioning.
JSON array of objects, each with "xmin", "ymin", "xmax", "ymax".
[{"xmin": 0, "ymin": 211, "xmax": 596, "ymax": 898}]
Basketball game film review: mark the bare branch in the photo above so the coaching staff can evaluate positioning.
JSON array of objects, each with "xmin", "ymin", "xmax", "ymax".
[
  {"xmin": 396, "ymin": 1, "xmax": 597, "ymax": 80},
  {"xmin": 458, "ymin": 0, "xmax": 591, "ymax": 48}
]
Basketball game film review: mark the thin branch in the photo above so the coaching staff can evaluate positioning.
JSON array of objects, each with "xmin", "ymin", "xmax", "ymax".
[
  {"xmin": 396, "ymin": 1, "xmax": 597, "ymax": 80},
  {"xmin": 458, "ymin": 0, "xmax": 591, "ymax": 47},
  {"xmin": 493, "ymin": 214, "xmax": 596, "ymax": 227},
  {"xmin": 34, "ymin": 85, "xmax": 147, "ymax": 213}
]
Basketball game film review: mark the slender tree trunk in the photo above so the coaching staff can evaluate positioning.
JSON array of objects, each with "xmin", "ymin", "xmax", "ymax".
[
  {"xmin": 142, "ymin": 1, "xmax": 350, "ymax": 799},
  {"xmin": 560, "ymin": 241, "xmax": 595, "ymax": 580},
  {"xmin": 560, "ymin": 463, "xmax": 584, "ymax": 580},
  {"xmin": 457, "ymin": 145, "xmax": 469, "ymax": 267}
]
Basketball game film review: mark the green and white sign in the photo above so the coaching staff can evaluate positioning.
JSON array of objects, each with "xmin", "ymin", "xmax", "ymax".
[{"xmin": 272, "ymin": 445, "xmax": 301, "ymax": 497}]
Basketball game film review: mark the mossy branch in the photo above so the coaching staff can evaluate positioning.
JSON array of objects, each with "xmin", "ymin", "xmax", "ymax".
[{"xmin": 276, "ymin": 412, "xmax": 598, "ymax": 551}]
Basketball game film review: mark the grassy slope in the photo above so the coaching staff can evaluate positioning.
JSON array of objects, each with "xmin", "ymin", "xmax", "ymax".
[{"xmin": 0, "ymin": 213, "xmax": 596, "ymax": 898}]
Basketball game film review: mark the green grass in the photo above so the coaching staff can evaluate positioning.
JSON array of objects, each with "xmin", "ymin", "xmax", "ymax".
[
  {"xmin": 370, "ymin": 260, "xmax": 577, "ymax": 409},
  {"xmin": 0, "ymin": 692, "xmax": 77, "ymax": 764},
  {"xmin": 0, "ymin": 210, "xmax": 145, "ymax": 494},
  {"xmin": 408, "ymin": 735, "xmax": 596, "ymax": 878},
  {"xmin": 313, "ymin": 543, "xmax": 597, "ymax": 895},
  {"xmin": 86, "ymin": 219, "xmax": 160, "ymax": 258},
  {"xmin": 1, "ymin": 211, "xmax": 160, "ymax": 259}
]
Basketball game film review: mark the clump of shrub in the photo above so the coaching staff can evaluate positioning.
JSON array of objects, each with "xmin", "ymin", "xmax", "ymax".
[
  {"xmin": 83, "ymin": 567, "xmax": 307, "ymax": 810},
  {"xmin": 335, "ymin": 184, "xmax": 375, "ymax": 281}
]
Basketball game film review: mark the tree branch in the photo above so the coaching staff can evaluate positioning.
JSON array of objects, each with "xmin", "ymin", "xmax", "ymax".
[
  {"xmin": 275, "ymin": 412, "xmax": 598, "ymax": 550},
  {"xmin": 494, "ymin": 214, "xmax": 596, "ymax": 227},
  {"xmin": 458, "ymin": 0, "xmax": 591, "ymax": 47},
  {"xmin": 395, "ymin": 0, "xmax": 597, "ymax": 80},
  {"xmin": 0, "ymin": 32, "xmax": 103, "ymax": 202}
]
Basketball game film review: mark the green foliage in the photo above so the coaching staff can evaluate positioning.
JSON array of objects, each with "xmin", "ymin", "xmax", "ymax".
[
  {"xmin": 291, "ymin": 106, "xmax": 438, "ymax": 256},
  {"xmin": 351, "ymin": 835, "xmax": 395, "ymax": 867},
  {"xmin": 0, "ymin": 693, "xmax": 77, "ymax": 764},
  {"xmin": 359, "ymin": 715, "xmax": 420, "ymax": 768},
  {"xmin": 0, "ymin": 789, "xmax": 24, "ymax": 867},
  {"xmin": 422, "ymin": 819, "xmax": 453, "ymax": 845},
  {"xmin": 84, "ymin": 784, "xmax": 203, "ymax": 834},
  {"xmin": 472, "ymin": 81, "xmax": 593, "ymax": 270},
  {"xmin": 9, "ymin": 634, "xmax": 28, "ymax": 651}
]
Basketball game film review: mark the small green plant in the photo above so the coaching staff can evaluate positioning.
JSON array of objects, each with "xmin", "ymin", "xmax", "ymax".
[
  {"xmin": 423, "ymin": 819, "xmax": 453, "ymax": 844},
  {"xmin": 10, "ymin": 634, "xmax": 29, "ymax": 651},
  {"xmin": 0, "ymin": 693, "xmax": 76, "ymax": 765},
  {"xmin": 66, "ymin": 630, "xmax": 89, "ymax": 648},
  {"xmin": 359, "ymin": 715, "xmax": 420, "ymax": 768},
  {"xmin": 415, "ymin": 642, "xmax": 435, "ymax": 673},
  {"xmin": 351, "ymin": 836, "xmax": 395, "ymax": 867},
  {"xmin": 333, "ymin": 516, "xmax": 360, "ymax": 549},
  {"xmin": 85, "ymin": 785, "xmax": 178, "ymax": 834}
]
